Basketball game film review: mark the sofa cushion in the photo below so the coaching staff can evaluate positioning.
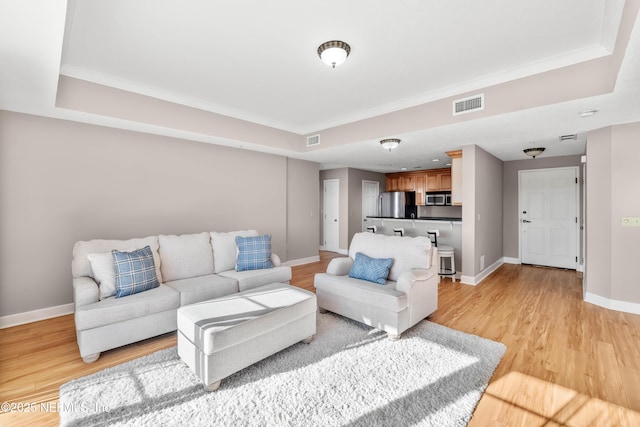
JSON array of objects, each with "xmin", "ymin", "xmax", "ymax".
[
  {"xmin": 210, "ymin": 230, "xmax": 258, "ymax": 273},
  {"xmin": 74, "ymin": 284, "xmax": 180, "ymax": 330},
  {"xmin": 72, "ymin": 236, "xmax": 163, "ymax": 283},
  {"xmin": 235, "ymin": 235, "xmax": 273, "ymax": 272},
  {"xmin": 87, "ymin": 252, "xmax": 119, "ymax": 300},
  {"xmin": 158, "ymin": 232, "xmax": 214, "ymax": 282},
  {"xmin": 164, "ymin": 274, "xmax": 239, "ymax": 306},
  {"xmin": 112, "ymin": 246, "xmax": 160, "ymax": 298},
  {"xmin": 218, "ymin": 265, "xmax": 292, "ymax": 292},
  {"xmin": 314, "ymin": 273, "xmax": 408, "ymax": 312},
  {"xmin": 349, "ymin": 233, "xmax": 431, "ymax": 282},
  {"xmin": 349, "ymin": 252, "xmax": 393, "ymax": 285}
]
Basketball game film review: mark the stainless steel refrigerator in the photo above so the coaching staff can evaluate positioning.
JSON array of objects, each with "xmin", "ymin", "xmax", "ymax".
[{"xmin": 379, "ymin": 191, "xmax": 417, "ymax": 218}]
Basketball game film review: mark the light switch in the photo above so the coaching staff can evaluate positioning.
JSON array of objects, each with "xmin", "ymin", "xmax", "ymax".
[{"xmin": 621, "ymin": 217, "xmax": 640, "ymax": 226}]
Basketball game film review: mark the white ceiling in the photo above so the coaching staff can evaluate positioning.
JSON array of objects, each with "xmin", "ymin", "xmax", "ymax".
[{"xmin": 3, "ymin": 0, "xmax": 640, "ymax": 172}]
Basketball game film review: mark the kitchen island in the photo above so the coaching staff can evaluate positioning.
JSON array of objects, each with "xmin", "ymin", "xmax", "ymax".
[{"xmin": 364, "ymin": 216, "xmax": 462, "ymax": 279}]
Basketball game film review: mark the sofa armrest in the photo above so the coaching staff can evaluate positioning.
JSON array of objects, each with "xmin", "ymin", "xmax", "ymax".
[
  {"xmin": 395, "ymin": 267, "xmax": 438, "ymax": 295},
  {"xmin": 73, "ymin": 276, "xmax": 99, "ymax": 308},
  {"xmin": 326, "ymin": 257, "xmax": 353, "ymax": 276},
  {"xmin": 271, "ymin": 253, "xmax": 282, "ymax": 267}
]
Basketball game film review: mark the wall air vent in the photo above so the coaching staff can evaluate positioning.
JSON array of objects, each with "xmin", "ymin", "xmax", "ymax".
[
  {"xmin": 453, "ymin": 93, "xmax": 484, "ymax": 116},
  {"xmin": 306, "ymin": 134, "xmax": 320, "ymax": 147},
  {"xmin": 559, "ymin": 134, "xmax": 578, "ymax": 142}
]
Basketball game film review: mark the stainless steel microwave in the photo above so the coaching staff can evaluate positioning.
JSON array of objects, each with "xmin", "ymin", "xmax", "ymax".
[{"xmin": 425, "ymin": 192, "xmax": 446, "ymax": 206}]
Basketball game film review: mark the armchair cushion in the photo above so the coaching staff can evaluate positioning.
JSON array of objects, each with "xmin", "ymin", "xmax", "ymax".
[
  {"xmin": 326, "ymin": 257, "xmax": 353, "ymax": 276},
  {"xmin": 314, "ymin": 273, "xmax": 408, "ymax": 312},
  {"xmin": 349, "ymin": 233, "xmax": 431, "ymax": 281},
  {"xmin": 349, "ymin": 252, "xmax": 393, "ymax": 285}
]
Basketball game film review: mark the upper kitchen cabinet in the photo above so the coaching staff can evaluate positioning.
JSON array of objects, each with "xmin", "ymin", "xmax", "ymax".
[
  {"xmin": 425, "ymin": 169, "xmax": 452, "ymax": 191},
  {"xmin": 446, "ymin": 150, "xmax": 463, "ymax": 206},
  {"xmin": 386, "ymin": 174, "xmax": 414, "ymax": 192}
]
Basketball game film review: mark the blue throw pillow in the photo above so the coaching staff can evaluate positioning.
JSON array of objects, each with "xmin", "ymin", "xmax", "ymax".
[
  {"xmin": 349, "ymin": 252, "xmax": 393, "ymax": 285},
  {"xmin": 236, "ymin": 235, "xmax": 274, "ymax": 272},
  {"xmin": 112, "ymin": 246, "xmax": 160, "ymax": 298}
]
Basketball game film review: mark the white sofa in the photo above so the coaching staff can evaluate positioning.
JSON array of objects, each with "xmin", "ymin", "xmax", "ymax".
[
  {"xmin": 72, "ymin": 230, "xmax": 291, "ymax": 363},
  {"xmin": 314, "ymin": 232, "xmax": 438, "ymax": 339}
]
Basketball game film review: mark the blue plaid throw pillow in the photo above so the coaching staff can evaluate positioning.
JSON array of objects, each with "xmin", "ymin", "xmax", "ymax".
[
  {"xmin": 236, "ymin": 235, "xmax": 274, "ymax": 272},
  {"xmin": 349, "ymin": 252, "xmax": 393, "ymax": 285},
  {"xmin": 112, "ymin": 246, "xmax": 160, "ymax": 298}
]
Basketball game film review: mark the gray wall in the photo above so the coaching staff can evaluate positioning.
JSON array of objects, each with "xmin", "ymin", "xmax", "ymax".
[
  {"xmin": 585, "ymin": 123, "xmax": 640, "ymax": 304},
  {"xmin": 462, "ymin": 145, "xmax": 503, "ymax": 279},
  {"xmin": 502, "ymin": 155, "xmax": 583, "ymax": 259},
  {"xmin": 347, "ymin": 168, "xmax": 386, "ymax": 245},
  {"xmin": 286, "ymin": 158, "xmax": 320, "ymax": 261},
  {"xmin": 318, "ymin": 168, "xmax": 385, "ymax": 252},
  {"xmin": 0, "ymin": 111, "xmax": 319, "ymax": 317}
]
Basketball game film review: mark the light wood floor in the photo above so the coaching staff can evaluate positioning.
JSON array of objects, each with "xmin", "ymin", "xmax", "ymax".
[{"xmin": 2, "ymin": 252, "xmax": 640, "ymax": 426}]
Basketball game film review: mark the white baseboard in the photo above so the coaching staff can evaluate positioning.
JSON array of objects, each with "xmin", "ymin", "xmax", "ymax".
[
  {"xmin": 0, "ymin": 303, "xmax": 74, "ymax": 329},
  {"xmin": 503, "ymin": 257, "xmax": 520, "ymax": 264},
  {"xmin": 320, "ymin": 246, "xmax": 348, "ymax": 255},
  {"xmin": 584, "ymin": 292, "xmax": 640, "ymax": 315},
  {"xmin": 460, "ymin": 258, "xmax": 505, "ymax": 286},
  {"xmin": 283, "ymin": 255, "xmax": 320, "ymax": 267}
]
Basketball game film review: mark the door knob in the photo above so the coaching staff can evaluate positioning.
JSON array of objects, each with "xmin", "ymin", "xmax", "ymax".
[{"xmin": 522, "ymin": 219, "xmax": 531, "ymax": 223}]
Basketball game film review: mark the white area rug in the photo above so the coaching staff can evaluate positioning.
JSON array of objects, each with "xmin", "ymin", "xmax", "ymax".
[{"xmin": 60, "ymin": 313, "xmax": 506, "ymax": 426}]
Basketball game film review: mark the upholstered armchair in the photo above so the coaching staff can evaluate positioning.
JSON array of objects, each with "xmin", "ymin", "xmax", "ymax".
[{"xmin": 314, "ymin": 232, "xmax": 438, "ymax": 339}]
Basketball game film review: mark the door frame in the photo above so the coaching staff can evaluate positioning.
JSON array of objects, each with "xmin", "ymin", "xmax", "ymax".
[{"xmin": 517, "ymin": 166, "xmax": 580, "ymax": 269}]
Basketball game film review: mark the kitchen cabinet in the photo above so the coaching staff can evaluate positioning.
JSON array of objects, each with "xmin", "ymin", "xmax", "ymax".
[
  {"xmin": 386, "ymin": 168, "xmax": 451, "ymax": 205},
  {"xmin": 386, "ymin": 175, "xmax": 400, "ymax": 191},
  {"xmin": 386, "ymin": 174, "xmax": 415, "ymax": 192},
  {"xmin": 425, "ymin": 169, "xmax": 452, "ymax": 191},
  {"xmin": 446, "ymin": 150, "xmax": 463, "ymax": 206}
]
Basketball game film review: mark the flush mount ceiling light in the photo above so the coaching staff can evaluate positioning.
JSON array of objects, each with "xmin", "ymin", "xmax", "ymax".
[
  {"xmin": 317, "ymin": 40, "xmax": 351, "ymax": 68},
  {"xmin": 524, "ymin": 147, "xmax": 545, "ymax": 158},
  {"xmin": 380, "ymin": 138, "xmax": 401, "ymax": 152}
]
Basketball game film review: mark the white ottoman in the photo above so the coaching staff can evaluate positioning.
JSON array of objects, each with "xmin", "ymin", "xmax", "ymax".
[{"xmin": 177, "ymin": 283, "xmax": 317, "ymax": 391}]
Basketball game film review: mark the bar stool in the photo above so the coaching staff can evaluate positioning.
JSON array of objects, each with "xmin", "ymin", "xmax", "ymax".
[
  {"xmin": 366, "ymin": 225, "xmax": 377, "ymax": 233},
  {"xmin": 393, "ymin": 227, "xmax": 404, "ymax": 236},
  {"xmin": 438, "ymin": 246, "xmax": 456, "ymax": 282},
  {"xmin": 427, "ymin": 230, "xmax": 456, "ymax": 282}
]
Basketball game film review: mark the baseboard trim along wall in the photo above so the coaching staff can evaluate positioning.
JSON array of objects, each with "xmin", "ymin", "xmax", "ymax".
[
  {"xmin": 585, "ymin": 292, "xmax": 640, "ymax": 316},
  {"xmin": 319, "ymin": 246, "xmax": 348, "ymax": 255},
  {"xmin": 283, "ymin": 255, "xmax": 320, "ymax": 267},
  {"xmin": 502, "ymin": 257, "xmax": 520, "ymax": 264},
  {"xmin": 460, "ymin": 258, "xmax": 505, "ymax": 286},
  {"xmin": 0, "ymin": 303, "xmax": 74, "ymax": 329}
]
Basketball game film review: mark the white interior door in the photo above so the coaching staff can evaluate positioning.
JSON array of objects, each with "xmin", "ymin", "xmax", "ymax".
[
  {"xmin": 323, "ymin": 179, "xmax": 340, "ymax": 252},
  {"xmin": 520, "ymin": 167, "xmax": 579, "ymax": 269},
  {"xmin": 362, "ymin": 180, "xmax": 379, "ymax": 231}
]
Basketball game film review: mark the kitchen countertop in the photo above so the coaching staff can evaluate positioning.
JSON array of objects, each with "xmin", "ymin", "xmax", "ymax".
[{"xmin": 367, "ymin": 216, "xmax": 462, "ymax": 223}]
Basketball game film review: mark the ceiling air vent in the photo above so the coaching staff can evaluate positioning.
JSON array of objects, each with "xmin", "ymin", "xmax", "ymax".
[
  {"xmin": 453, "ymin": 93, "xmax": 484, "ymax": 116},
  {"xmin": 306, "ymin": 134, "xmax": 320, "ymax": 147},
  {"xmin": 559, "ymin": 134, "xmax": 578, "ymax": 142}
]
